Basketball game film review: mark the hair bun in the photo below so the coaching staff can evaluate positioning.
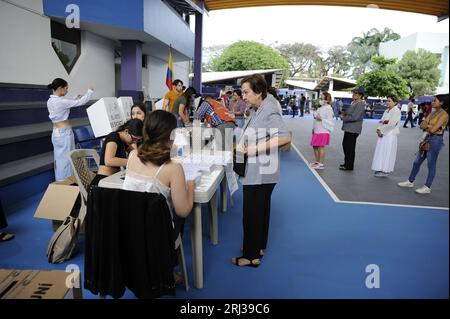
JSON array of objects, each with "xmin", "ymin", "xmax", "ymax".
[{"xmin": 47, "ymin": 83, "xmax": 53, "ymax": 90}]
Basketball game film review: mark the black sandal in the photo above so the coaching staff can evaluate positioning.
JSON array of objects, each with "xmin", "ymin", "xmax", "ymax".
[
  {"xmin": 231, "ymin": 256, "xmax": 261, "ymax": 268},
  {"xmin": 0, "ymin": 232, "xmax": 14, "ymax": 242}
]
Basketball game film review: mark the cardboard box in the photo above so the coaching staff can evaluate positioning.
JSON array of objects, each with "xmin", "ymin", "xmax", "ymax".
[
  {"xmin": 34, "ymin": 177, "xmax": 85, "ymax": 233},
  {"xmin": 86, "ymin": 97, "xmax": 125, "ymax": 138},
  {"xmin": 0, "ymin": 269, "xmax": 82, "ymax": 299},
  {"xmin": 117, "ymin": 96, "xmax": 133, "ymax": 121}
]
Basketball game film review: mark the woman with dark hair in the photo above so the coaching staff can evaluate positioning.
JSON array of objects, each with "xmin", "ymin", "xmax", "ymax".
[
  {"xmin": 122, "ymin": 110, "xmax": 196, "ymax": 256},
  {"xmin": 90, "ymin": 119, "xmax": 143, "ymax": 187},
  {"xmin": 172, "ymin": 87, "xmax": 197, "ymax": 127},
  {"xmin": 371, "ymin": 95, "xmax": 402, "ymax": 177},
  {"xmin": 230, "ymin": 89, "xmax": 247, "ymax": 128},
  {"xmin": 398, "ymin": 94, "xmax": 449, "ymax": 194},
  {"xmin": 233, "ymin": 74, "xmax": 291, "ymax": 267},
  {"xmin": 131, "ymin": 103, "xmax": 147, "ymax": 122},
  {"xmin": 310, "ymin": 92, "xmax": 334, "ymax": 170},
  {"xmin": 47, "ymin": 78, "xmax": 93, "ymax": 180}
]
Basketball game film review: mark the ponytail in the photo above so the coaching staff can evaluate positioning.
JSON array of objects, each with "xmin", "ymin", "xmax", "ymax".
[{"xmin": 47, "ymin": 78, "xmax": 68, "ymax": 91}]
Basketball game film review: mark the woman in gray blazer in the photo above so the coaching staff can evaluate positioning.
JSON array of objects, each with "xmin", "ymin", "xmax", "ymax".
[{"xmin": 233, "ymin": 74, "xmax": 291, "ymax": 267}]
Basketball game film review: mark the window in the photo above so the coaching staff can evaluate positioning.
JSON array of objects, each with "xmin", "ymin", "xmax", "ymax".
[{"xmin": 51, "ymin": 20, "xmax": 81, "ymax": 74}]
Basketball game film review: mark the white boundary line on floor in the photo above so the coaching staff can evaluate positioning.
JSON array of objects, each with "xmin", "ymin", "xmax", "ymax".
[{"xmin": 291, "ymin": 144, "xmax": 449, "ymax": 211}]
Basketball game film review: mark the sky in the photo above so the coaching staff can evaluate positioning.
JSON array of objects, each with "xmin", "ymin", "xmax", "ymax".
[{"xmin": 197, "ymin": 5, "xmax": 449, "ymax": 50}]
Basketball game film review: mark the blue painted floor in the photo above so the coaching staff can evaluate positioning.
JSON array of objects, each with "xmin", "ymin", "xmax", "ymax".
[{"xmin": 0, "ymin": 150, "xmax": 448, "ymax": 299}]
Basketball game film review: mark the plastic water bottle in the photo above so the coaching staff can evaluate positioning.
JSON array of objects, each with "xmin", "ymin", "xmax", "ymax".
[{"xmin": 177, "ymin": 146, "xmax": 183, "ymax": 157}]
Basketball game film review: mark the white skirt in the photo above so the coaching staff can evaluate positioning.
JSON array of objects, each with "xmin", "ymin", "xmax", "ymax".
[{"xmin": 371, "ymin": 134, "xmax": 398, "ymax": 173}]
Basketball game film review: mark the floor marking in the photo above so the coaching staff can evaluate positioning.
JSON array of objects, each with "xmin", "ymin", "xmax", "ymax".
[{"xmin": 291, "ymin": 144, "xmax": 449, "ymax": 211}]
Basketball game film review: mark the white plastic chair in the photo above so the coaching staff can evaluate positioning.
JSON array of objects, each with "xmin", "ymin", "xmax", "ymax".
[{"xmin": 69, "ymin": 149, "xmax": 100, "ymax": 224}]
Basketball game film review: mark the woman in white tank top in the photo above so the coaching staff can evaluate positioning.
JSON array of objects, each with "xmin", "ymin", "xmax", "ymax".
[{"xmin": 122, "ymin": 110, "xmax": 196, "ymax": 224}]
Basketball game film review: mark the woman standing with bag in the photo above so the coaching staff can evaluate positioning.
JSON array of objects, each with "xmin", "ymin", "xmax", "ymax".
[
  {"xmin": 232, "ymin": 74, "xmax": 291, "ymax": 267},
  {"xmin": 371, "ymin": 96, "xmax": 402, "ymax": 177},
  {"xmin": 398, "ymin": 94, "xmax": 448, "ymax": 194},
  {"xmin": 47, "ymin": 78, "xmax": 93, "ymax": 180}
]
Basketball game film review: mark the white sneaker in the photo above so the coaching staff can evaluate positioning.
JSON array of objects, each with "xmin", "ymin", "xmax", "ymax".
[
  {"xmin": 314, "ymin": 163, "xmax": 325, "ymax": 170},
  {"xmin": 310, "ymin": 162, "xmax": 319, "ymax": 167},
  {"xmin": 397, "ymin": 180, "xmax": 414, "ymax": 188},
  {"xmin": 415, "ymin": 186, "xmax": 432, "ymax": 194}
]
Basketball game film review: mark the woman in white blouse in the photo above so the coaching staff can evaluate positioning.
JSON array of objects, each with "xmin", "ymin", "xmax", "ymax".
[
  {"xmin": 47, "ymin": 78, "xmax": 93, "ymax": 180},
  {"xmin": 371, "ymin": 95, "xmax": 402, "ymax": 177},
  {"xmin": 310, "ymin": 92, "xmax": 335, "ymax": 170}
]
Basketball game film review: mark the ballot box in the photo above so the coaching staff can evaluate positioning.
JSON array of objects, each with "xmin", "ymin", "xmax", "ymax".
[
  {"xmin": 86, "ymin": 97, "xmax": 124, "ymax": 138},
  {"xmin": 117, "ymin": 96, "xmax": 133, "ymax": 121}
]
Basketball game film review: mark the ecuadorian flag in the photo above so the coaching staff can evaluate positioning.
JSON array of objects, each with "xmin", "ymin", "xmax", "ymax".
[{"xmin": 166, "ymin": 46, "xmax": 173, "ymax": 91}]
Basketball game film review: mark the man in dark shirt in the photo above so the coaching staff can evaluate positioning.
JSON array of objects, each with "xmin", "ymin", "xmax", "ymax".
[
  {"xmin": 339, "ymin": 87, "xmax": 366, "ymax": 171},
  {"xmin": 300, "ymin": 94, "xmax": 306, "ymax": 117}
]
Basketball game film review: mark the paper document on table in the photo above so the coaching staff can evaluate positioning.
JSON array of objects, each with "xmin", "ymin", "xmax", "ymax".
[{"xmin": 184, "ymin": 169, "xmax": 203, "ymax": 182}]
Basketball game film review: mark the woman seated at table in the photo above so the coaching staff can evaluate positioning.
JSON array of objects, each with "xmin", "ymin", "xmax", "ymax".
[
  {"xmin": 122, "ymin": 110, "xmax": 196, "ymax": 235},
  {"xmin": 90, "ymin": 118, "xmax": 143, "ymax": 187}
]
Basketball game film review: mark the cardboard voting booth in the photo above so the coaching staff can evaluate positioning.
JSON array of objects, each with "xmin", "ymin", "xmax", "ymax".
[
  {"xmin": 34, "ymin": 176, "xmax": 86, "ymax": 233},
  {"xmin": 0, "ymin": 269, "xmax": 82, "ymax": 299},
  {"xmin": 154, "ymin": 98, "xmax": 164, "ymax": 110},
  {"xmin": 87, "ymin": 97, "xmax": 124, "ymax": 138},
  {"xmin": 117, "ymin": 96, "xmax": 133, "ymax": 121}
]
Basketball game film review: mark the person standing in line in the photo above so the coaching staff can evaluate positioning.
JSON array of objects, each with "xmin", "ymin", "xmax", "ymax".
[
  {"xmin": 290, "ymin": 95, "xmax": 297, "ymax": 118},
  {"xmin": 339, "ymin": 87, "xmax": 366, "ymax": 171},
  {"xmin": 163, "ymin": 79, "xmax": 183, "ymax": 113},
  {"xmin": 371, "ymin": 96, "xmax": 402, "ymax": 177},
  {"xmin": 232, "ymin": 74, "xmax": 291, "ymax": 268},
  {"xmin": 397, "ymin": 94, "xmax": 449, "ymax": 194},
  {"xmin": 47, "ymin": 78, "xmax": 94, "ymax": 181},
  {"xmin": 299, "ymin": 93, "xmax": 306, "ymax": 117},
  {"xmin": 229, "ymin": 89, "xmax": 247, "ymax": 128},
  {"xmin": 403, "ymin": 98, "xmax": 416, "ymax": 128},
  {"xmin": 305, "ymin": 96, "xmax": 311, "ymax": 114},
  {"xmin": 310, "ymin": 92, "xmax": 335, "ymax": 170}
]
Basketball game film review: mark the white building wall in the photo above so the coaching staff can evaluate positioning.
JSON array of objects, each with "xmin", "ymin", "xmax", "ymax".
[
  {"xmin": 0, "ymin": 0, "xmax": 115, "ymax": 99},
  {"xmin": 145, "ymin": 56, "xmax": 190, "ymax": 100},
  {"xmin": 143, "ymin": 0, "xmax": 195, "ymax": 59},
  {"xmin": 380, "ymin": 32, "xmax": 449, "ymax": 94}
]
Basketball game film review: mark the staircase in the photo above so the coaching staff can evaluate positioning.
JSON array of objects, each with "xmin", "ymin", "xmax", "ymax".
[{"xmin": 0, "ymin": 83, "xmax": 93, "ymax": 212}]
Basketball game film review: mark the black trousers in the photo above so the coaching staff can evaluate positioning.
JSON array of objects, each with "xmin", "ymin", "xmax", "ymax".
[
  {"xmin": 404, "ymin": 114, "xmax": 415, "ymax": 127},
  {"xmin": 0, "ymin": 200, "xmax": 7, "ymax": 230},
  {"xmin": 299, "ymin": 105, "xmax": 304, "ymax": 117},
  {"xmin": 242, "ymin": 183, "xmax": 276, "ymax": 260},
  {"xmin": 342, "ymin": 132, "xmax": 359, "ymax": 170}
]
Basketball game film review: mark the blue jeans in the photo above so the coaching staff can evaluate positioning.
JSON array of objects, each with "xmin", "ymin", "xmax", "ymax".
[
  {"xmin": 52, "ymin": 127, "xmax": 75, "ymax": 181},
  {"xmin": 408, "ymin": 135, "xmax": 444, "ymax": 187}
]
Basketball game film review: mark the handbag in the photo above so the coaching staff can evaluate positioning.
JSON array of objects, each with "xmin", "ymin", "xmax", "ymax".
[
  {"xmin": 46, "ymin": 215, "xmax": 80, "ymax": 263},
  {"xmin": 233, "ymin": 149, "xmax": 248, "ymax": 177},
  {"xmin": 419, "ymin": 133, "xmax": 431, "ymax": 152}
]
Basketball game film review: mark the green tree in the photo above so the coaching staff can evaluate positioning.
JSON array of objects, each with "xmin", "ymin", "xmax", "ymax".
[
  {"xmin": 348, "ymin": 27, "xmax": 400, "ymax": 79},
  {"xmin": 202, "ymin": 44, "xmax": 227, "ymax": 72},
  {"xmin": 356, "ymin": 56, "xmax": 409, "ymax": 98},
  {"xmin": 316, "ymin": 46, "xmax": 351, "ymax": 78},
  {"xmin": 212, "ymin": 41, "xmax": 289, "ymax": 73},
  {"xmin": 277, "ymin": 42, "xmax": 321, "ymax": 77},
  {"xmin": 397, "ymin": 49, "xmax": 441, "ymax": 98}
]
